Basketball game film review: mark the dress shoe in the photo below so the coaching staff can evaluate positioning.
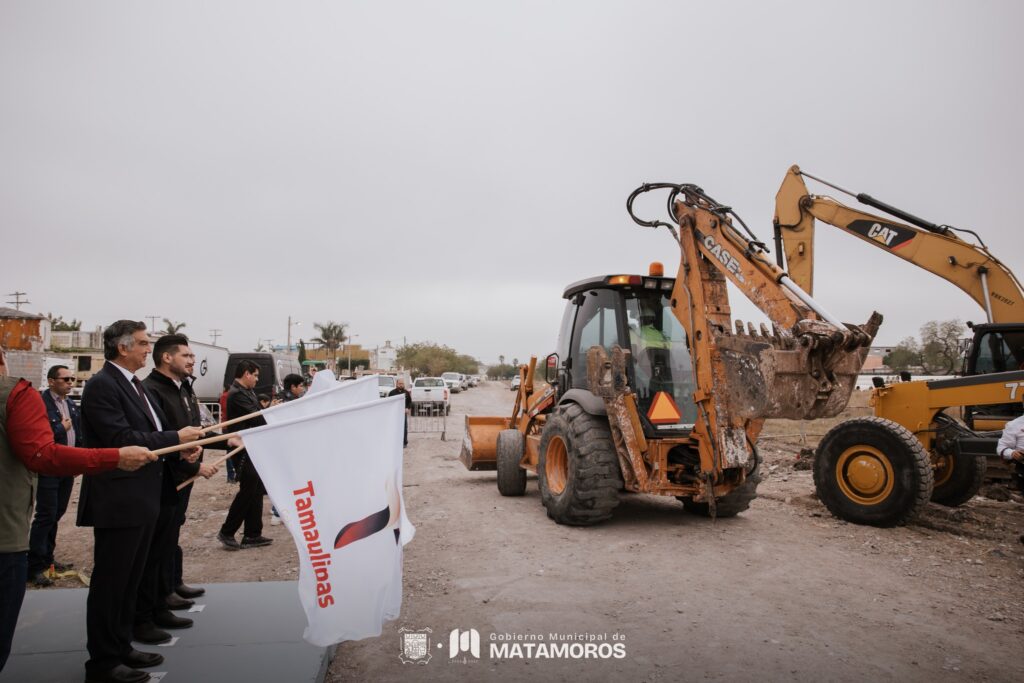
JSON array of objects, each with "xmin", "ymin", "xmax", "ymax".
[
  {"xmin": 218, "ymin": 531, "xmax": 241, "ymax": 550},
  {"xmin": 132, "ymin": 622, "xmax": 171, "ymax": 645},
  {"xmin": 153, "ymin": 609, "xmax": 193, "ymax": 629},
  {"xmin": 176, "ymin": 583, "xmax": 205, "ymax": 599},
  {"xmin": 121, "ymin": 648, "xmax": 164, "ymax": 668},
  {"xmin": 53, "ymin": 560, "xmax": 74, "ymax": 571},
  {"xmin": 163, "ymin": 592, "xmax": 194, "ymax": 610},
  {"xmin": 84, "ymin": 664, "xmax": 150, "ymax": 683},
  {"xmin": 29, "ymin": 572, "xmax": 54, "ymax": 587},
  {"xmin": 240, "ymin": 535, "xmax": 273, "ymax": 548}
]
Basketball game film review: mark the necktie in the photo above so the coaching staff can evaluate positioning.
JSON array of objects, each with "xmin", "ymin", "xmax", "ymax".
[{"xmin": 132, "ymin": 376, "xmax": 159, "ymax": 428}]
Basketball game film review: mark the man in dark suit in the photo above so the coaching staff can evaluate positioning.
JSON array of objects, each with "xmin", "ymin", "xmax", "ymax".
[
  {"xmin": 26, "ymin": 365, "xmax": 81, "ymax": 585},
  {"xmin": 218, "ymin": 360, "xmax": 272, "ymax": 550},
  {"xmin": 142, "ymin": 334, "xmax": 218, "ymax": 615},
  {"xmin": 78, "ymin": 321, "xmax": 204, "ymax": 683}
]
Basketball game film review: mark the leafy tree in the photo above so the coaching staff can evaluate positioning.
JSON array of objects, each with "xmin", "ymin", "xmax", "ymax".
[
  {"xmin": 397, "ymin": 342, "xmax": 479, "ymax": 377},
  {"xmin": 162, "ymin": 318, "xmax": 186, "ymax": 334},
  {"xmin": 486, "ymin": 363, "xmax": 518, "ymax": 380},
  {"xmin": 312, "ymin": 321, "xmax": 348, "ymax": 364},
  {"xmin": 47, "ymin": 314, "xmax": 81, "ymax": 331},
  {"xmin": 883, "ymin": 337, "xmax": 921, "ymax": 373},
  {"xmin": 919, "ymin": 319, "xmax": 965, "ymax": 375}
]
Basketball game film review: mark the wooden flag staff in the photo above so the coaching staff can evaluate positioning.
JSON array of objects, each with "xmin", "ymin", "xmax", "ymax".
[
  {"xmin": 151, "ymin": 431, "xmax": 237, "ymax": 457},
  {"xmin": 200, "ymin": 409, "xmax": 265, "ymax": 435},
  {"xmin": 176, "ymin": 444, "xmax": 244, "ymax": 491}
]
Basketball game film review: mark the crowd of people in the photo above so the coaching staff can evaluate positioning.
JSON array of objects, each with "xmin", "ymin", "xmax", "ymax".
[{"xmin": 0, "ymin": 320, "xmax": 296, "ymax": 683}]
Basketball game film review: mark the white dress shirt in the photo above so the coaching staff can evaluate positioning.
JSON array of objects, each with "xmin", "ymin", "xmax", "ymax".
[{"xmin": 996, "ymin": 413, "xmax": 1024, "ymax": 460}]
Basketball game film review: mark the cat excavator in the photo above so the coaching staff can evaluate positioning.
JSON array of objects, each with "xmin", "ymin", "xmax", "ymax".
[
  {"xmin": 774, "ymin": 165, "xmax": 1024, "ymax": 526},
  {"xmin": 460, "ymin": 182, "xmax": 880, "ymax": 525}
]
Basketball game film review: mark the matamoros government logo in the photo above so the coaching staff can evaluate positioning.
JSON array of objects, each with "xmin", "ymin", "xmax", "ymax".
[{"xmin": 398, "ymin": 626, "xmax": 626, "ymax": 664}]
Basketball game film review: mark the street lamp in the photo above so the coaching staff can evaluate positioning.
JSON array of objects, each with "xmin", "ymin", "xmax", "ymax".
[
  {"xmin": 347, "ymin": 334, "xmax": 360, "ymax": 375},
  {"xmin": 287, "ymin": 316, "xmax": 301, "ymax": 351}
]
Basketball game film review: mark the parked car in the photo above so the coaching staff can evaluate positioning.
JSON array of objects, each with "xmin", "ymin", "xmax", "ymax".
[
  {"xmin": 411, "ymin": 377, "xmax": 450, "ymax": 415},
  {"xmin": 441, "ymin": 372, "xmax": 463, "ymax": 394},
  {"xmin": 510, "ymin": 375, "xmax": 521, "ymax": 391},
  {"xmin": 377, "ymin": 374, "xmax": 397, "ymax": 398}
]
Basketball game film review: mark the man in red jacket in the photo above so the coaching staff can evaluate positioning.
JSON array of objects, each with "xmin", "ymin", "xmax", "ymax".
[{"xmin": 0, "ymin": 346, "xmax": 155, "ymax": 674}]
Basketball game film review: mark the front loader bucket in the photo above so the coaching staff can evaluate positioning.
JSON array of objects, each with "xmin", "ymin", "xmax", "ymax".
[
  {"xmin": 714, "ymin": 313, "xmax": 882, "ymax": 420},
  {"xmin": 459, "ymin": 416, "xmax": 510, "ymax": 471}
]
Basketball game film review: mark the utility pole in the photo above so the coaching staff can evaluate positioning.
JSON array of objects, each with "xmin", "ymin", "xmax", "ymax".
[
  {"xmin": 347, "ymin": 334, "xmax": 359, "ymax": 375},
  {"xmin": 287, "ymin": 316, "xmax": 301, "ymax": 351},
  {"xmin": 145, "ymin": 315, "xmax": 161, "ymax": 330},
  {"xmin": 210, "ymin": 329, "xmax": 222, "ymax": 345},
  {"xmin": 5, "ymin": 292, "xmax": 30, "ymax": 311}
]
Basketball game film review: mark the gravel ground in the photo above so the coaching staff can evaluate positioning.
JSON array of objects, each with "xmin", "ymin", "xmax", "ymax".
[{"xmin": 37, "ymin": 382, "xmax": 1024, "ymax": 682}]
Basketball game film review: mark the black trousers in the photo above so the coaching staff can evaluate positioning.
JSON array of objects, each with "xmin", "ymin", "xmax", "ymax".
[
  {"xmin": 220, "ymin": 455, "xmax": 265, "ymax": 538},
  {"xmin": 86, "ymin": 522, "xmax": 155, "ymax": 674},
  {"xmin": 163, "ymin": 483, "xmax": 194, "ymax": 590},
  {"xmin": 0, "ymin": 551, "xmax": 27, "ymax": 673},
  {"xmin": 135, "ymin": 504, "xmax": 177, "ymax": 625},
  {"xmin": 26, "ymin": 475, "xmax": 74, "ymax": 576}
]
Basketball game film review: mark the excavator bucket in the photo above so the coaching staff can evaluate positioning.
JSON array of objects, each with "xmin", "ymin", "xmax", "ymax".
[
  {"xmin": 713, "ymin": 313, "xmax": 883, "ymax": 420},
  {"xmin": 459, "ymin": 416, "xmax": 509, "ymax": 470}
]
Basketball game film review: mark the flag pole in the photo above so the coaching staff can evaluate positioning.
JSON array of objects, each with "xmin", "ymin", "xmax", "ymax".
[
  {"xmin": 202, "ymin": 409, "xmax": 265, "ymax": 434},
  {"xmin": 152, "ymin": 431, "xmax": 236, "ymax": 457},
  {"xmin": 176, "ymin": 445, "xmax": 243, "ymax": 491}
]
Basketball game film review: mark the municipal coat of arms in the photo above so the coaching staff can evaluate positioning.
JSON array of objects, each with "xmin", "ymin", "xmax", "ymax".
[{"xmin": 398, "ymin": 626, "xmax": 433, "ymax": 664}]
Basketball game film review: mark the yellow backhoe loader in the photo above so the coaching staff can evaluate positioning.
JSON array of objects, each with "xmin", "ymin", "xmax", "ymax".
[
  {"xmin": 460, "ymin": 182, "xmax": 880, "ymax": 525},
  {"xmin": 774, "ymin": 166, "xmax": 1024, "ymax": 525}
]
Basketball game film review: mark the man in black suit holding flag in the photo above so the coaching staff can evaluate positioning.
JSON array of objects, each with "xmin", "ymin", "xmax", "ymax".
[{"xmin": 78, "ymin": 321, "xmax": 204, "ymax": 683}]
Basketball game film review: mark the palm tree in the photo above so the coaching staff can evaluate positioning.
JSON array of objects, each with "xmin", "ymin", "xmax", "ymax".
[
  {"xmin": 163, "ymin": 318, "xmax": 186, "ymax": 334},
  {"xmin": 311, "ymin": 321, "xmax": 348, "ymax": 369}
]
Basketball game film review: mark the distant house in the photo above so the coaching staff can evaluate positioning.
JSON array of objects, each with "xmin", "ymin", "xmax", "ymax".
[
  {"xmin": 861, "ymin": 346, "xmax": 893, "ymax": 374},
  {"xmin": 0, "ymin": 307, "xmax": 51, "ymax": 352}
]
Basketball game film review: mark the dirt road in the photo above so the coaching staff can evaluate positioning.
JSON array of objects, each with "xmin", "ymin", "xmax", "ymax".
[
  {"xmin": 329, "ymin": 382, "xmax": 1024, "ymax": 682},
  {"xmin": 45, "ymin": 382, "xmax": 1024, "ymax": 682}
]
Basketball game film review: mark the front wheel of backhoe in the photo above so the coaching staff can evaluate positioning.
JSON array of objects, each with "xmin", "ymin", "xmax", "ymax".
[
  {"xmin": 496, "ymin": 429, "xmax": 527, "ymax": 497},
  {"xmin": 537, "ymin": 403, "xmax": 623, "ymax": 525},
  {"xmin": 814, "ymin": 417, "xmax": 933, "ymax": 527}
]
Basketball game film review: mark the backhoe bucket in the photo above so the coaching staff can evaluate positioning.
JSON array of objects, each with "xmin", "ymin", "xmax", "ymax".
[
  {"xmin": 714, "ymin": 313, "xmax": 882, "ymax": 420},
  {"xmin": 459, "ymin": 416, "xmax": 510, "ymax": 470}
]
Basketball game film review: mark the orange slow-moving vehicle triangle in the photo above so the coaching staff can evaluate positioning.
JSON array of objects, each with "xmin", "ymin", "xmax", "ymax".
[{"xmin": 647, "ymin": 391, "xmax": 682, "ymax": 424}]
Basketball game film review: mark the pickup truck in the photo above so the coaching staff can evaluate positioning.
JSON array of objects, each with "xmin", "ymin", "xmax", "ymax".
[
  {"xmin": 441, "ymin": 372, "xmax": 463, "ymax": 393},
  {"xmin": 411, "ymin": 377, "xmax": 450, "ymax": 416}
]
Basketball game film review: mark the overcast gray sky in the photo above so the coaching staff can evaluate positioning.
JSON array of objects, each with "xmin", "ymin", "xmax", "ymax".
[{"xmin": 2, "ymin": 1, "xmax": 1021, "ymax": 365}]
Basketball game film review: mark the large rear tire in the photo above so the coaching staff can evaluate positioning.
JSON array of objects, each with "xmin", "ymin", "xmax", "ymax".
[
  {"xmin": 680, "ymin": 451, "xmax": 762, "ymax": 518},
  {"xmin": 931, "ymin": 450, "xmax": 986, "ymax": 507},
  {"xmin": 496, "ymin": 430, "xmax": 527, "ymax": 497},
  {"xmin": 814, "ymin": 417, "xmax": 932, "ymax": 527},
  {"xmin": 537, "ymin": 403, "xmax": 623, "ymax": 525}
]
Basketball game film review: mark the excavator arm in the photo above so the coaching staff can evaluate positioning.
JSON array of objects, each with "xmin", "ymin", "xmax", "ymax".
[
  {"xmin": 627, "ymin": 184, "xmax": 881, "ymax": 479},
  {"xmin": 774, "ymin": 165, "xmax": 1023, "ymax": 323}
]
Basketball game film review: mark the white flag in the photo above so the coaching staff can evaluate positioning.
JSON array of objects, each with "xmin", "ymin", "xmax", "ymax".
[
  {"xmin": 263, "ymin": 375, "xmax": 379, "ymax": 421},
  {"xmin": 240, "ymin": 395, "xmax": 413, "ymax": 645}
]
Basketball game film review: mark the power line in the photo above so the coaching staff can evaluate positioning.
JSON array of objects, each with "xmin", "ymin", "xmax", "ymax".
[
  {"xmin": 210, "ymin": 329, "xmax": 222, "ymax": 345},
  {"xmin": 145, "ymin": 315, "xmax": 161, "ymax": 330},
  {"xmin": 5, "ymin": 291, "xmax": 30, "ymax": 310}
]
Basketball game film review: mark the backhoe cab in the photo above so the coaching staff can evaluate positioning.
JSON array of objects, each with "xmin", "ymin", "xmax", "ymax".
[{"xmin": 461, "ymin": 182, "xmax": 880, "ymax": 525}]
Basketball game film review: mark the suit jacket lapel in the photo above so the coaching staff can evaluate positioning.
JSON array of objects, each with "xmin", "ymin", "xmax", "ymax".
[{"xmin": 105, "ymin": 362, "xmax": 158, "ymax": 429}]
